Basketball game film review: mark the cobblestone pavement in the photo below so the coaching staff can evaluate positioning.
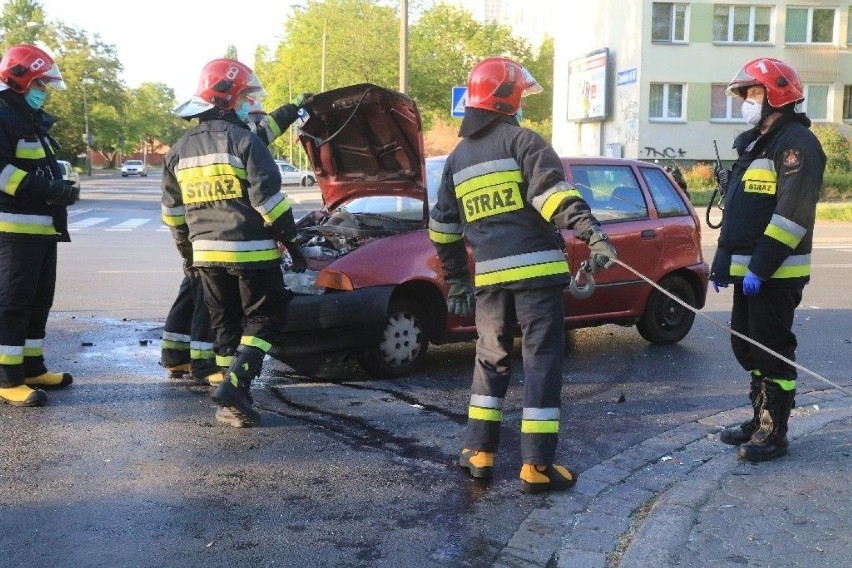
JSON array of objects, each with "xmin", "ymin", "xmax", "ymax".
[{"xmin": 492, "ymin": 388, "xmax": 852, "ymax": 568}]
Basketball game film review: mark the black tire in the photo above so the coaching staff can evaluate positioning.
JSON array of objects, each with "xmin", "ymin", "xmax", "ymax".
[
  {"xmin": 358, "ymin": 298, "xmax": 429, "ymax": 378},
  {"xmin": 302, "ymin": 176, "xmax": 316, "ymax": 187},
  {"xmin": 636, "ymin": 274, "xmax": 697, "ymax": 345}
]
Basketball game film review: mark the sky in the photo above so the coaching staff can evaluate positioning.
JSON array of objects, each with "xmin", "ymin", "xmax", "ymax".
[{"xmin": 29, "ymin": 0, "xmax": 301, "ymax": 100}]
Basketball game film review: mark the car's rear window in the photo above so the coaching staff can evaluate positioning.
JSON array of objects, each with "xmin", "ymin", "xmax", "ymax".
[
  {"xmin": 568, "ymin": 164, "xmax": 649, "ymax": 222},
  {"xmin": 640, "ymin": 167, "xmax": 691, "ymax": 217}
]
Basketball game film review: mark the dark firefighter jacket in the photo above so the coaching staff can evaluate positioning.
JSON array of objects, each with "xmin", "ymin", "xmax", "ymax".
[
  {"xmin": 429, "ymin": 116, "xmax": 599, "ymax": 290},
  {"xmin": 248, "ymin": 103, "xmax": 301, "ymax": 146},
  {"xmin": 161, "ymin": 113, "xmax": 295, "ymax": 270},
  {"xmin": 0, "ymin": 91, "xmax": 69, "ymax": 241},
  {"xmin": 710, "ymin": 112, "xmax": 826, "ymax": 286}
]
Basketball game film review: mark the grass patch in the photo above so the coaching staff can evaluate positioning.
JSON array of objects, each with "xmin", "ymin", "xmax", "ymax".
[{"xmin": 686, "ymin": 190, "xmax": 852, "ymax": 222}]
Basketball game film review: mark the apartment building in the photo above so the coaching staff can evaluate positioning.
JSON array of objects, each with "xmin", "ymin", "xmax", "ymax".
[{"xmin": 551, "ymin": 1, "xmax": 852, "ymax": 163}]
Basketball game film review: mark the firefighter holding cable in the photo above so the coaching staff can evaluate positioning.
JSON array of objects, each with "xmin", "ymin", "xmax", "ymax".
[
  {"xmin": 429, "ymin": 57, "xmax": 617, "ymax": 493},
  {"xmin": 710, "ymin": 58, "xmax": 826, "ymax": 462}
]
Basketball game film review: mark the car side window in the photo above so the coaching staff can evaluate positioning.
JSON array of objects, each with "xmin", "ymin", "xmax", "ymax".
[
  {"xmin": 570, "ymin": 165, "xmax": 648, "ymax": 222},
  {"xmin": 640, "ymin": 167, "xmax": 690, "ymax": 217}
]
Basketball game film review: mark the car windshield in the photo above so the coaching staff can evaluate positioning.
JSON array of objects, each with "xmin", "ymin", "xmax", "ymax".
[
  {"xmin": 126, "ymin": 161, "xmax": 142, "ymax": 166},
  {"xmin": 338, "ymin": 195, "xmax": 424, "ymax": 222}
]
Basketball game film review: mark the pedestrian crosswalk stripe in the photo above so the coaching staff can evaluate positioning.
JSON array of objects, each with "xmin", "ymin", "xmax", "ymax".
[
  {"xmin": 104, "ymin": 218, "xmax": 151, "ymax": 231},
  {"xmin": 69, "ymin": 217, "xmax": 109, "ymax": 229}
]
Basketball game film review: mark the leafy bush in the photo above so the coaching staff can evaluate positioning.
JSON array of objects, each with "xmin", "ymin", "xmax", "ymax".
[
  {"xmin": 683, "ymin": 162, "xmax": 715, "ymax": 190},
  {"xmin": 812, "ymin": 124, "xmax": 851, "ymax": 174}
]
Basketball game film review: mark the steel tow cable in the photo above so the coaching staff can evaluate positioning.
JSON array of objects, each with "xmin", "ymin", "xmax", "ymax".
[{"xmin": 609, "ymin": 257, "xmax": 852, "ymax": 397}]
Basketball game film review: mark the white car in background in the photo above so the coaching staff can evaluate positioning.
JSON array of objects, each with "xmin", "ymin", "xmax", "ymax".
[
  {"xmin": 57, "ymin": 160, "xmax": 80, "ymax": 190},
  {"xmin": 121, "ymin": 159, "xmax": 148, "ymax": 177},
  {"xmin": 276, "ymin": 160, "xmax": 316, "ymax": 186}
]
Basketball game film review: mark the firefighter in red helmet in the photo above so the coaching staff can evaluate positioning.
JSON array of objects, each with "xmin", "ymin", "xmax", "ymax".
[
  {"xmin": 429, "ymin": 56, "xmax": 617, "ymax": 493},
  {"xmin": 162, "ymin": 58, "xmax": 303, "ymax": 427},
  {"xmin": 711, "ymin": 57, "xmax": 826, "ymax": 462},
  {"xmin": 160, "ymin": 65, "xmax": 311, "ymax": 401},
  {"xmin": 0, "ymin": 44, "xmax": 78, "ymax": 407}
]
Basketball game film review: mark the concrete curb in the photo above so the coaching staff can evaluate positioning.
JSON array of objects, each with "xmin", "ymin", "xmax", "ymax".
[{"xmin": 493, "ymin": 387, "xmax": 852, "ymax": 568}]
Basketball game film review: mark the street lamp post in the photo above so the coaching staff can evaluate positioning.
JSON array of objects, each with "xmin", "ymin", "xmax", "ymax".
[
  {"xmin": 82, "ymin": 85, "xmax": 92, "ymax": 176},
  {"xmin": 400, "ymin": 0, "xmax": 408, "ymax": 94}
]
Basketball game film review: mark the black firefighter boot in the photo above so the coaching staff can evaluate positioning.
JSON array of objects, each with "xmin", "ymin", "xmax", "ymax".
[
  {"xmin": 720, "ymin": 372, "xmax": 763, "ymax": 445},
  {"xmin": 737, "ymin": 380, "xmax": 795, "ymax": 463},
  {"xmin": 211, "ymin": 346, "xmax": 265, "ymax": 427}
]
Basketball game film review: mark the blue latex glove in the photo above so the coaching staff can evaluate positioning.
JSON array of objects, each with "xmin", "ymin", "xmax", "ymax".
[
  {"xmin": 711, "ymin": 280, "xmax": 728, "ymax": 293},
  {"xmin": 742, "ymin": 270, "xmax": 763, "ymax": 296}
]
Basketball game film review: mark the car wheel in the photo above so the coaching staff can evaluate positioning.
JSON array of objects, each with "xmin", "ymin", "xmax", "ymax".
[
  {"xmin": 636, "ymin": 274, "xmax": 697, "ymax": 345},
  {"xmin": 358, "ymin": 298, "xmax": 429, "ymax": 378},
  {"xmin": 121, "ymin": 174, "xmax": 127, "ymax": 177},
  {"xmin": 302, "ymin": 176, "xmax": 316, "ymax": 187},
  {"xmin": 141, "ymin": 173, "xmax": 148, "ymax": 177}
]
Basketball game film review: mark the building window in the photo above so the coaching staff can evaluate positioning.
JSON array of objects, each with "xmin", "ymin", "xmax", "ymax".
[
  {"xmin": 800, "ymin": 85, "xmax": 829, "ymax": 120},
  {"xmin": 786, "ymin": 7, "xmax": 835, "ymax": 43},
  {"xmin": 713, "ymin": 5, "xmax": 771, "ymax": 43},
  {"xmin": 652, "ymin": 3, "xmax": 688, "ymax": 43},
  {"xmin": 710, "ymin": 84, "xmax": 743, "ymax": 121},
  {"xmin": 844, "ymin": 86, "xmax": 852, "ymax": 120},
  {"xmin": 649, "ymin": 83, "xmax": 685, "ymax": 120}
]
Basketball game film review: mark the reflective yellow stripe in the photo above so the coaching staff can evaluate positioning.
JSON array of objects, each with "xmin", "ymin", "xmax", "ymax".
[
  {"xmin": 770, "ymin": 378, "xmax": 796, "ymax": 391},
  {"xmin": 539, "ymin": 189, "xmax": 581, "ymax": 221},
  {"xmin": 266, "ymin": 117, "xmax": 283, "ymax": 139},
  {"xmin": 0, "ymin": 353, "xmax": 24, "ymax": 365},
  {"xmin": 194, "ymin": 249, "xmax": 280, "ymax": 264},
  {"xmin": 176, "ymin": 163, "xmax": 247, "ymax": 182},
  {"xmin": 1, "ymin": 166, "xmax": 27, "ymax": 195},
  {"xmin": 764, "ymin": 224, "xmax": 801, "ymax": 249},
  {"xmin": 241, "ymin": 336, "xmax": 272, "ymax": 352},
  {"xmin": 428, "ymin": 229, "xmax": 463, "ymax": 244},
  {"xmin": 454, "ymin": 170, "xmax": 523, "ymax": 199},
  {"xmin": 521, "ymin": 419, "xmax": 559, "ymax": 434},
  {"xmin": 461, "ymin": 183, "xmax": 524, "ymax": 222},
  {"xmin": 161, "ymin": 339, "xmax": 189, "ymax": 350},
  {"xmin": 261, "ymin": 196, "xmax": 291, "ymax": 224},
  {"xmin": 469, "ymin": 406, "xmax": 502, "ymax": 422},
  {"xmin": 15, "ymin": 147, "xmax": 46, "ymax": 160},
  {"xmin": 161, "ymin": 214, "xmax": 186, "ymax": 227},
  {"xmin": 190, "ymin": 348, "xmax": 215, "ymax": 359},
  {"xmin": 23, "ymin": 345, "xmax": 43, "ymax": 357},
  {"xmin": 730, "ymin": 254, "xmax": 810, "ymax": 279},
  {"xmin": 475, "ymin": 260, "xmax": 568, "ymax": 287},
  {"xmin": 771, "ymin": 264, "xmax": 810, "ymax": 278},
  {"xmin": 216, "ymin": 355, "xmax": 232, "ymax": 367},
  {"xmin": 742, "ymin": 163, "xmax": 776, "ymax": 195},
  {"xmin": 0, "ymin": 220, "xmax": 57, "ymax": 235}
]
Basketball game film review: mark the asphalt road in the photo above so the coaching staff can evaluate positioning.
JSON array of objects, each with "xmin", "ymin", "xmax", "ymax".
[{"xmin": 1, "ymin": 171, "xmax": 851, "ymax": 567}]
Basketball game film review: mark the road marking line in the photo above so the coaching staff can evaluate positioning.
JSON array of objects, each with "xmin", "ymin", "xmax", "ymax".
[
  {"xmin": 69, "ymin": 217, "xmax": 109, "ymax": 229},
  {"xmin": 104, "ymin": 218, "xmax": 151, "ymax": 231}
]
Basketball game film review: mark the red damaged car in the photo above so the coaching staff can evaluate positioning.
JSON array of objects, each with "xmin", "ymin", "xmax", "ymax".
[{"xmin": 270, "ymin": 83, "xmax": 708, "ymax": 378}]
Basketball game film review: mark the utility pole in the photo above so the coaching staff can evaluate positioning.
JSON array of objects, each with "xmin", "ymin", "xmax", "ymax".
[
  {"xmin": 82, "ymin": 85, "xmax": 92, "ymax": 176},
  {"xmin": 399, "ymin": 0, "xmax": 408, "ymax": 94}
]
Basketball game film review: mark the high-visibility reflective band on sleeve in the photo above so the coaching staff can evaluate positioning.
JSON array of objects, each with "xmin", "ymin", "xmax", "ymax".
[
  {"xmin": 0, "ymin": 212, "xmax": 58, "ymax": 236},
  {"xmin": 533, "ymin": 182, "xmax": 582, "ymax": 221},
  {"xmin": 0, "ymin": 344, "xmax": 24, "ymax": 365},
  {"xmin": 265, "ymin": 117, "xmax": 283, "ymax": 140},
  {"xmin": 256, "ymin": 192, "xmax": 291, "ymax": 223},
  {"xmin": 764, "ymin": 214, "xmax": 807, "ymax": 250},
  {"xmin": 428, "ymin": 219, "xmax": 463, "ymax": 244},
  {"xmin": 15, "ymin": 139, "xmax": 46, "ymax": 160},
  {"xmin": 161, "ymin": 204, "xmax": 186, "ymax": 227},
  {"xmin": 241, "ymin": 335, "xmax": 272, "ymax": 353},
  {"xmin": 0, "ymin": 164, "xmax": 27, "ymax": 196},
  {"xmin": 23, "ymin": 338, "xmax": 44, "ymax": 357}
]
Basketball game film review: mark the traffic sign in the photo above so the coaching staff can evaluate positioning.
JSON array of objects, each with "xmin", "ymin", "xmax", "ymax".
[{"xmin": 451, "ymin": 86, "xmax": 467, "ymax": 117}]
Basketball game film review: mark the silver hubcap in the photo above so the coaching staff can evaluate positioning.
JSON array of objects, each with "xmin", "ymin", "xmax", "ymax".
[{"xmin": 378, "ymin": 312, "xmax": 422, "ymax": 367}]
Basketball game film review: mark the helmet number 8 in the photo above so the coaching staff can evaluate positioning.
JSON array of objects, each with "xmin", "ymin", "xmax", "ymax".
[
  {"xmin": 30, "ymin": 57, "xmax": 46, "ymax": 71},
  {"xmin": 225, "ymin": 66, "xmax": 239, "ymax": 80}
]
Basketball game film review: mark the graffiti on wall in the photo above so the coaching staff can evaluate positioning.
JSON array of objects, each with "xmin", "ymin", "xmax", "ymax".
[
  {"xmin": 643, "ymin": 146, "xmax": 687, "ymax": 158},
  {"xmin": 614, "ymin": 90, "xmax": 639, "ymax": 156}
]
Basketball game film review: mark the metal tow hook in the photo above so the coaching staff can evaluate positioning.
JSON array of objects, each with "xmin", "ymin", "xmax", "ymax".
[{"xmin": 569, "ymin": 261, "xmax": 596, "ymax": 299}]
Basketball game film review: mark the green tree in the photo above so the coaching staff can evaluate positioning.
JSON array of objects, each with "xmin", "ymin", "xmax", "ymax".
[
  {"xmin": 124, "ymin": 82, "xmax": 186, "ymax": 164},
  {"xmin": 0, "ymin": 0, "xmax": 45, "ymax": 48},
  {"xmin": 812, "ymin": 123, "xmax": 851, "ymax": 174}
]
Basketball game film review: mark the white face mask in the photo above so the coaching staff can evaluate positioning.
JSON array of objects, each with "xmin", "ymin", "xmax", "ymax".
[{"xmin": 741, "ymin": 98, "xmax": 763, "ymax": 126}]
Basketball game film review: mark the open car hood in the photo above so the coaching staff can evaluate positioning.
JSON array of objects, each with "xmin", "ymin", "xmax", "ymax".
[{"xmin": 299, "ymin": 84, "xmax": 426, "ymax": 212}]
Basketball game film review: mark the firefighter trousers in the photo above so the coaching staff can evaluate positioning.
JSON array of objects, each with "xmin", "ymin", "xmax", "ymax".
[
  {"xmin": 0, "ymin": 239, "xmax": 57, "ymax": 387},
  {"xmin": 160, "ymin": 274, "xmax": 218, "ymax": 379},
  {"xmin": 730, "ymin": 281, "xmax": 804, "ymax": 381},
  {"xmin": 464, "ymin": 285, "xmax": 565, "ymax": 465},
  {"xmin": 197, "ymin": 266, "xmax": 292, "ymax": 358}
]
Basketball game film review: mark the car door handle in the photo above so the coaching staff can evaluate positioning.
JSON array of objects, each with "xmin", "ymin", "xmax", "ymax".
[{"xmin": 640, "ymin": 229, "xmax": 656, "ymax": 239}]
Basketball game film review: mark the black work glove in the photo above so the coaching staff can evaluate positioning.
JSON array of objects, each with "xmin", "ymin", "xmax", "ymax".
[
  {"xmin": 46, "ymin": 179, "xmax": 79, "ymax": 206},
  {"xmin": 714, "ymin": 167, "xmax": 730, "ymax": 191},
  {"xmin": 291, "ymin": 92, "xmax": 314, "ymax": 108},
  {"xmin": 446, "ymin": 277, "xmax": 475, "ymax": 318},
  {"xmin": 580, "ymin": 226, "xmax": 618, "ymax": 274},
  {"xmin": 175, "ymin": 241, "xmax": 196, "ymax": 277},
  {"xmin": 283, "ymin": 240, "xmax": 307, "ymax": 273}
]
